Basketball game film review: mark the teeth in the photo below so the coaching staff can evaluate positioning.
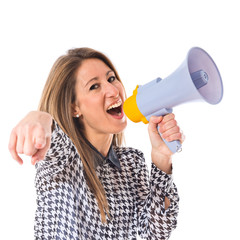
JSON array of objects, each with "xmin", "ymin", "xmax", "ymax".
[{"xmin": 107, "ymin": 100, "xmax": 122, "ymax": 110}]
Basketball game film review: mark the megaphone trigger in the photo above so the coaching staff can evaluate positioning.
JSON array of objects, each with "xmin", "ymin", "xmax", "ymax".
[{"xmin": 158, "ymin": 128, "xmax": 182, "ymax": 153}]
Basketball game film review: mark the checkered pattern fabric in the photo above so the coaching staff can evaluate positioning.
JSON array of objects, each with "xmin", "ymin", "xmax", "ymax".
[{"xmin": 34, "ymin": 121, "xmax": 179, "ymax": 239}]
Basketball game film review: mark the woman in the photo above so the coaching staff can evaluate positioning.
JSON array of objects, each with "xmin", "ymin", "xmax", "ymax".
[{"xmin": 9, "ymin": 48, "xmax": 183, "ymax": 239}]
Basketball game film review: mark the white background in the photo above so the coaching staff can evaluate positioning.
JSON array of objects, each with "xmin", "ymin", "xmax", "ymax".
[{"xmin": 1, "ymin": 0, "xmax": 240, "ymax": 239}]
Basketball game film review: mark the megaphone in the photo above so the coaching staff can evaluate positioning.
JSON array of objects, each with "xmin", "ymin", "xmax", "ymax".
[{"xmin": 123, "ymin": 47, "xmax": 223, "ymax": 153}]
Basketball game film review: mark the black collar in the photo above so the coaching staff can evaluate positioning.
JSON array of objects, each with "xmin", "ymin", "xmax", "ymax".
[{"xmin": 83, "ymin": 137, "xmax": 121, "ymax": 170}]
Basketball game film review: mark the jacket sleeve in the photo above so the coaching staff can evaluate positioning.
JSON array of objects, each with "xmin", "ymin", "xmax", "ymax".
[
  {"xmin": 136, "ymin": 150, "xmax": 179, "ymax": 240},
  {"xmin": 35, "ymin": 119, "xmax": 78, "ymax": 181}
]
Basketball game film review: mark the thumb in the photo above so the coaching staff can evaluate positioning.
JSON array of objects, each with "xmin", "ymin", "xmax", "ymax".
[
  {"xmin": 148, "ymin": 116, "xmax": 163, "ymax": 133},
  {"xmin": 34, "ymin": 136, "xmax": 47, "ymax": 149},
  {"xmin": 148, "ymin": 116, "xmax": 165, "ymax": 149},
  {"xmin": 31, "ymin": 136, "xmax": 51, "ymax": 165}
]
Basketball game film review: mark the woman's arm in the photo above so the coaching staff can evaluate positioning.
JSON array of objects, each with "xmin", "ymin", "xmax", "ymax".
[
  {"xmin": 148, "ymin": 114, "xmax": 183, "ymax": 210},
  {"xmin": 136, "ymin": 113, "xmax": 183, "ymax": 239},
  {"xmin": 8, "ymin": 111, "xmax": 53, "ymax": 165},
  {"xmin": 135, "ymin": 151, "xmax": 179, "ymax": 240}
]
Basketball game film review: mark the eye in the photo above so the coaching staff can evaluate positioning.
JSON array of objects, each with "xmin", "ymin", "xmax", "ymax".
[
  {"xmin": 89, "ymin": 84, "xmax": 99, "ymax": 90},
  {"xmin": 108, "ymin": 76, "xmax": 116, "ymax": 83}
]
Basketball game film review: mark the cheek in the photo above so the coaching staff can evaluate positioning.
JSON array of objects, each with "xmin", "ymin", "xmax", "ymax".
[
  {"xmin": 116, "ymin": 82, "xmax": 126, "ymax": 99},
  {"xmin": 78, "ymin": 97, "xmax": 103, "ymax": 117}
]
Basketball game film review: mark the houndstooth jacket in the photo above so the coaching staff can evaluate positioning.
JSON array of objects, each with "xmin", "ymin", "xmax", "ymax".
[{"xmin": 34, "ymin": 121, "xmax": 179, "ymax": 240}]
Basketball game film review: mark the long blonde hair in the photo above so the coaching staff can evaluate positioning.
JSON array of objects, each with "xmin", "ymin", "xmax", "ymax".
[{"xmin": 38, "ymin": 47, "xmax": 124, "ymax": 222}]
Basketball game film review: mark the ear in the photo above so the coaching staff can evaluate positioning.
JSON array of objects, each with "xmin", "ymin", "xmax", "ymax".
[{"xmin": 71, "ymin": 103, "xmax": 82, "ymax": 118}]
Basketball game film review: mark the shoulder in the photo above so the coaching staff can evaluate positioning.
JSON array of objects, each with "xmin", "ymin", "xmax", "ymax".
[
  {"xmin": 113, "ymin": 147, "xmax": 149, "ymax": 180},
  {"xmin": 113, "ymin": 146, "xmax": 146, "ymax": 169}
]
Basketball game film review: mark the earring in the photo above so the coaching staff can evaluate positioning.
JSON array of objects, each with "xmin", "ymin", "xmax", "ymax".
[{"xmin": 75, "ymin": 114, "xmax": 79, "ymax": 118}]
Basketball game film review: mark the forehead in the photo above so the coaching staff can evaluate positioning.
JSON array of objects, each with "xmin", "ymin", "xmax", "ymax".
[{"xmin": 76, "ymin": 58, "xmax": 111, "ymax": 84}]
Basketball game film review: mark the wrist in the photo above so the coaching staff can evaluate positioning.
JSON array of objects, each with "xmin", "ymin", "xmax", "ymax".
[
  {"xmin": 151, "ymin": 150, "xmax": 172, "ymax": 174},
  {"xmin": 37, "ymin": 111, "xmax": 52, "ymax": 122}
]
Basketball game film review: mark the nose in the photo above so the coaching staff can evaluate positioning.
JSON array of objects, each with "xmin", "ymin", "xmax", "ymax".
[{"xmin": 105, "ymin": 82, "xmax": 119, "ymax": 98}]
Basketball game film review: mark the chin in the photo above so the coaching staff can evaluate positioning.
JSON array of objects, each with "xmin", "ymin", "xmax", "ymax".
[{"xmin": 111, "ymin": 120, "xmax": 127, "ymax": 134}]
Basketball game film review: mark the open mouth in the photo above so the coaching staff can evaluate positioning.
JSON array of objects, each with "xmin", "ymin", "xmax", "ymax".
[
  {"xmin": 107, "ymin": 105, "xmax": 122, "ymax": 116},
  {"xmin": 107, "ymin": 100, "xmax": 123, "ymax": 116}
]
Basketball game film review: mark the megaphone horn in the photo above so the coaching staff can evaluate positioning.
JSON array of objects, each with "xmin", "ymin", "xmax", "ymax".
[{"xmin": 123, "ymin": 47, "xmax": 223, "ymax": 153}]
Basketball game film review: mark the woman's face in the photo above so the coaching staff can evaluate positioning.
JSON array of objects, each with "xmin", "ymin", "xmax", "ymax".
[{"xmin": 73, "ymin": 58, "xmax": 127, "ymax": 139}]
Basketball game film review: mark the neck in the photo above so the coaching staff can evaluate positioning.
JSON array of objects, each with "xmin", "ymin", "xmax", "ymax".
[{"xmin": 85, "ymin": 132, "xmax": 113, "ymax": 157}]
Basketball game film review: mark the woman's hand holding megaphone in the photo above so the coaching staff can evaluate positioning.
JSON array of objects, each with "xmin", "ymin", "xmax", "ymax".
[{"xmin": 148, "ymin": 113, "xmax": 184, "ymax": 174}]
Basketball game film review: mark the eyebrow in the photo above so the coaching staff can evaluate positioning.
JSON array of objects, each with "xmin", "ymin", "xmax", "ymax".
[{"xmin": 85, "ymin": 70, "xmax": 114, "ymax": 87}]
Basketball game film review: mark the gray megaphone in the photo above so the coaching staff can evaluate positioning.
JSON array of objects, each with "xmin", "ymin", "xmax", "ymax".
[{"xmin": 123, "ymin": 47, "xmax": 224, "ymax": 153}]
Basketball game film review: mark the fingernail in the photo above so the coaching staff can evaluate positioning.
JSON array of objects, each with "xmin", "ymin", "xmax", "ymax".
[
  {"xmin": 35, "ymin": 143, "xmax": 43, "ymax": 149},
  {"xmin": 151, "ymin": 116, "xmax": 158, "ymax": 121},
  {"xmin": 31, "ymin": 158, "xmax": 37, "ymax": 165}
]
